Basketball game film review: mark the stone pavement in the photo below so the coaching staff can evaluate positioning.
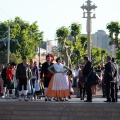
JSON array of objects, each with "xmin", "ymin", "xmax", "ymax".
[
  {"xmin": 0, "ymin": 86, "xmax": 120, "ymax": 103},
  {"xmin": 0, "ymin": 93, "xmax": 120, "ymax": 103},
  {"xmin": 0, "ymin": 93, "xmax": 120, "ymax": 120}
]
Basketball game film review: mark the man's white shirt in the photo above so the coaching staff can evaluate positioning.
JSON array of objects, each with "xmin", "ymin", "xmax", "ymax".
[{"xmin": 73, "ymin": 68, "xmax": 81, "ymax": 82}]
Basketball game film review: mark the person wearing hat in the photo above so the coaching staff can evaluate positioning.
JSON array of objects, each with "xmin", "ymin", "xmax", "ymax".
[
  {"xmin": 16, "ymin": 56, "xmax": 32, "ymax": 101},
  {"xmin": 40, "ymin": 54, "xmax": 54, "ymax": 101}
]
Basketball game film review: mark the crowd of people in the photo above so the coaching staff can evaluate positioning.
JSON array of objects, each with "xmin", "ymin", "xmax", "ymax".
[
  {"xmin": 72, "ymin": 56, "xmax": 120, "ymax": 102},
  {"xmin": 0, "ymin": 55, "xmax": 119, "ymax": 102}
]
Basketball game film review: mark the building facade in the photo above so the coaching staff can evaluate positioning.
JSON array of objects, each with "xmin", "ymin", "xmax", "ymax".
[
  {"xmin": 92, "ymin": 30, "xmax": 115, "ymax": 56},
  {"xmin": 41, "ymin": 40, "xmax": 53, "ymax": 54}
]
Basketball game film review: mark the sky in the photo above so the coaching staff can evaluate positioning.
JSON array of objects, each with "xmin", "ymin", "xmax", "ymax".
[{"xmin": 0, "ymin": 0, "xmax": 120, "ymax": 44}]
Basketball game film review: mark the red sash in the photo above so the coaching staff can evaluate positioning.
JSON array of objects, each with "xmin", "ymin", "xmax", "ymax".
[{"xmin": 44, "ymin": 73, "xmax": 53, "ymax": 78}]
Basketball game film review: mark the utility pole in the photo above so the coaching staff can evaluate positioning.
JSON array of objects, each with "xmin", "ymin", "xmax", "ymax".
[
  {"xmin": 7, "ymin": 22, "xmax": 10, "ymax": 63},
  {"xmin": 39, "ymin": 40, "xmax": 41, "ymax": 63},
  {"xmin": 81, "ymin": 0, "xmax": 97, "ymax": 61},
  {"xmin": 38, "ymin": 32, "xmax": 43, "ymax": 63},
  {"xmin": 46, "ymin": 39, "xmax": 48, "ymax": 54},
  {"xmin": 7, "ymin": 21, "xmax": 24, "ymax": 63}
]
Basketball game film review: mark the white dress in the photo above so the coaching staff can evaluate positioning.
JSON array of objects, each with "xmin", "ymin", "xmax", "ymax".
[
  {"xmin": 46, "ymin": 63, "xmax": 70, "ymax": 98},
  {"xmin": 52, "ymin": 63, "xmax": 69, "ymax": 90}
]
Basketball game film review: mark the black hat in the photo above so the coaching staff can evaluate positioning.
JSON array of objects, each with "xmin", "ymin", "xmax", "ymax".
[{"xmin": 22, "ymin": 56, "xmax": 27, "ymax": 60}]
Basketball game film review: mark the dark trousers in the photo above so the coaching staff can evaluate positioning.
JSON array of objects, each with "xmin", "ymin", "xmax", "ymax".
[
  {"xmin": 106, "ymin": 82, "xmax": 118, "ymax": 102},
  {"xmin": 85, "ymin": 82, "xmax": 92, "ymax": 101},
  {"xmin": 19, "ymin": 79, "xmax": 27, "ymax": 91},
  {"xmin": 15, "ymin": 85, "xmax": 19, "ymax": 97},
  {"xmin": 106, "ymin": 82, "xmax": 111, "ymax": 101},
  {"xmin": 44, "ymin": 77, "xmax": 51, "ymax": 88},
  {"xmin": 72, "ymin": 78, "xmax": 77, "ymax": 87},
  {"xmin": 102, "ymin": 82, "xmax": 106, "ymax": 97},
  {"xmin": 79, "ymin": 83, "xmax": 86, "ymax": 100}
]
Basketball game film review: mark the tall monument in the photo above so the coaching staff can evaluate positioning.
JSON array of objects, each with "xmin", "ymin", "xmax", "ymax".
[{"xmin": 81, "ymin": 0, "xmax": 97, "ymax": 61}]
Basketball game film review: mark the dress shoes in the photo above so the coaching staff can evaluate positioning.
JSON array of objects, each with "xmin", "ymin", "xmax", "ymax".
[
  {"xmin": 68, "ymin": 96, "xmax": 71, "ymax": 99},
  {"xmin": 104, "ymin": 100, "xmax": 111, "ymax": 102},
  {"xmin": 48, "ymin": 98, "xmax": 51, "ymax": 101},
  {"xmin": 111, "ymin": 99, "xmax": 116, "ymax": 102},
  {"xmin": 84, "ymin": 100, "xmax": 92, "ymax": 102},
  {"xmin": 64, "ymin": 98, "xmax": 68, "ymax": 101},
  {"xmin": 59, "ymin": 98, "xmax": 64, "ymax": 102},
  {"xmin": 45, "ymin": 97, "xmax": 51, "ymax": 101}
]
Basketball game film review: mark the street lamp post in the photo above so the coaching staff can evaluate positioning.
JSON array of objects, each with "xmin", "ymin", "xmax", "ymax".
[
  {"xmin": 39, "ymin": 40, "xmax": 41, "ymax": 63},
  {"xmin": 38, "ymin": 32, "xmax": 43, "ymax": 63},
  {"xmin": 81, "ymin": 0, "xmax": 97, "ymax": 61},
  {"xmin": 46, "ymin": 39, "xmax": 48, "ymax": 54},
  {"xmin": 7, "ymin": 22, "xmax": 10, "ymax": 63},
  {"xmin": 7, "ymin": 21, "xmax": 24, "ymax": 63}
]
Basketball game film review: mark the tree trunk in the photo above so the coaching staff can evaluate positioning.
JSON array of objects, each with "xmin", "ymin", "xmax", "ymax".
[
  {"xmin": 59, "ymin": 38, "xmax": 73, "ymax": 66},
  {"xmin": 62, "ymin": 48, "xmax": 71, "ymax": 67}
]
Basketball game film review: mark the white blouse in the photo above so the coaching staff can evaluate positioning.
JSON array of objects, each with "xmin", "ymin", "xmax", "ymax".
[{"xmin": 53, "ymin": 63, "xmax": 64, "ymax": 73}]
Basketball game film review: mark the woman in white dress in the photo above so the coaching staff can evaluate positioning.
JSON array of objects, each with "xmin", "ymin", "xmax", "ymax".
[{"xmin": 46, "ymin": 57, "xmax": 70, "ymax": 101}]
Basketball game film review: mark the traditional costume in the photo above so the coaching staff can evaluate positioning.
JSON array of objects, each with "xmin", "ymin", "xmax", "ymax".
[
  {"xmin": 16, "ymin": 61, "xmax": 32, "ymax": 101},
  {"xmin": 6, "ymin": 62, "xmax": 16, "ymax": 98},
  {"xmin": 40, "ymin": 57, "xmax": 54, "ymax": 101},
  {"xmin": 46, "ymin": 63, "xmax": 70, "ymax": 98}
]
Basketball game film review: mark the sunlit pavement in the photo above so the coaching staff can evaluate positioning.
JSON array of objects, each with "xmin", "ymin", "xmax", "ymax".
[{"xmin": 0, "ymin": 93, "xmax": 120, "ymax": 103}]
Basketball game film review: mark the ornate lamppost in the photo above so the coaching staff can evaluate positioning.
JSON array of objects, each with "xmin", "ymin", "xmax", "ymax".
[{"xmin": 81, "ymin": 0, "xmax": 97, "ymax": 61}]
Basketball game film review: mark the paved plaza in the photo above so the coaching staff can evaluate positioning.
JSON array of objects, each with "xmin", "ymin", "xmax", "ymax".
[{"xmin": 0, "ymin": 93, "xmax": 120, "ymax": 103}]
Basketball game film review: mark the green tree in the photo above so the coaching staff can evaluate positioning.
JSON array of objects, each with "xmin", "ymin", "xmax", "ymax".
[
  {"xmin": 56, "ymin": 26, "xmax": 70, "ymax": 66},
  {"xmin": 101, "ymin": 49, "xmax": 108, "ymax": 63},
  {"xmin": 0, "ymin": 17, "xmax": 43, "ymax": 63},
  {"xmin": 56, "ymin": 23, "xmax": 87, "ymax": 66},
  {"xmin": 106, "ymin": 21, "xmax": 120, "ymax": 48},
  {"xmin": 56, "ymin": 23, "xmax": 82, "ymax": 66},
  {"xmin": 91, "ymin": 47, "xmax": 109, "ymax": 66},
  {"xmin": 116, "ymin": 50, "xmax": 120, "ymax": 66},
  {"xmin": 70, "ymin": 22, "xmax": 81, "ymax": 42},
  {"xmin": 71, "ymin": 35, "xmax": 88, "ymax": 65}
]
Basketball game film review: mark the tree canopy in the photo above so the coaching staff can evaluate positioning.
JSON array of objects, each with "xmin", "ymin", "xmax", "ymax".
[
  {"xmin": 106, "ymin": 21, "xmax": 120, "ymax": 48},
  {"xmin": 91, "ymin": 47, "xmax": 109, "ymax": 66},
  {"xmin": 0, "ymin": 17, "xmax": 43, "ymax": 64},
  {"xmin": 56, "ymin": 22, "xmax": 88, "ymax": 66}
]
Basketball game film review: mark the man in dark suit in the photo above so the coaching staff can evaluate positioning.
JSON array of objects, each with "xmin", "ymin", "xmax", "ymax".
[
  {"xmin": 40, "ymin": 55, "xmax": 54, "ymax": 101},
  {"xmin": 16, "ymin": 56, "xmax": 31, "ymax": 101},
  {"xmin": 111, "ymin": 58, "xmax": 119, "ymax": 102},
  {"xmin": 104, "ymin": 56, "xmax": 117, "ymax": 102},
  {"xmin": 82, "ymin": 56, "xmax": 93, "ymax": 102}
]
